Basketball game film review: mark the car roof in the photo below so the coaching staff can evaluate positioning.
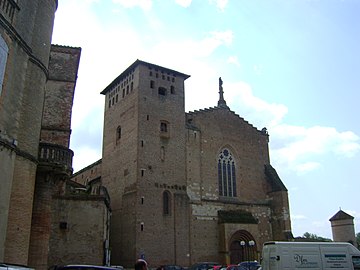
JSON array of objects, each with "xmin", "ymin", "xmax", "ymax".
[{"xmin": 53, "ymin": 265, "xmax": 120, "ymax": 270}]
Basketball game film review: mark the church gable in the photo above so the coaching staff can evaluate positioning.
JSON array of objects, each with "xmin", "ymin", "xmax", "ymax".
[{"xmin": 186, "ymin": 106, "xmax": 267, "ymax": 138}]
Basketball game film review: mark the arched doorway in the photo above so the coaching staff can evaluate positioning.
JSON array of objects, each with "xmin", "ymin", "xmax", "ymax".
[{"xmin": 229, "ymin": 230, "xmax": 257, "ymax": 264}]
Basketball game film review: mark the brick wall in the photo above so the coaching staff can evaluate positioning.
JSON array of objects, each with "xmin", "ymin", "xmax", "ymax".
[{"xmin": 49, "ymin": 195, "xmax": 110, "ymax": 266}]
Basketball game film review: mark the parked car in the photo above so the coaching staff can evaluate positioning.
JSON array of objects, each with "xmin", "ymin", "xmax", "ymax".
[
  {"xmin": 210, "ymin": 265, "xmax": 225, "ymax": 270},
  {"xmin": 189, "ymin": 262, "xmax": 221, "ymax": 270},
  {"xmin": 224, "ymin": 265, "xmax": 244, "ymax": 270},
  {"xmin": 159, "ymin": 265, "xmax": 184, "ymax": 270},
  {"xmin": 238, "ymin": 261, "xmax": 261, "ymax": 270}
]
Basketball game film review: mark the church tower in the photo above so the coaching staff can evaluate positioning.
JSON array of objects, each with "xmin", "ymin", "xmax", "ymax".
[
  {"xmin": 330, "ymin": 210, "xmax": 357, "ymax": 247},
  {"xmin": 101, "ymin": 60, "xmax": 190, "ymax": 266}
]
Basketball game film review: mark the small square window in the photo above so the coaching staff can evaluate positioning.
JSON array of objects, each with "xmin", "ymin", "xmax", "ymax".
[{"xmin": 59, "ymin": 222, "xmax": 67, "ymax": 230}]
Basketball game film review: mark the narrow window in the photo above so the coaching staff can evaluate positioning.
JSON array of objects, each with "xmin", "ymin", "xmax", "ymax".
[
  {"xmin": 160, "ymin": 121, "xmax": 169, "ymax": 138},
  {"xmin": 116, "ymin": 94, "xmax": 118, "ymax": 102},
  {"xmin": 0, "ymin": 35, "xmax": 8, "ymax": 95},
  {"xmin": 160, "ymin": 122, "xmax": 168, "ymax": 132},
  {"xmin": 126, "ymin": 85, "xmax": 129, "ymax": 94},
  {"xmin": 150, "ymin": 80, "xmax": 155, "ymax": 89},
  {"xmin": 108, "ymin": 99, "xmax": 111, "ymax": 108},
  {"xmin": 140, "ymin": 222, "xmax": 144, "ymax": 231},
  {"xmin": 131, "ymin": 82, "xmax": 133, "ymax": 91},
  {"xmin": 116, "ymin": 126, "xmax": 121, "ymax": 140},
  {"xmin": 146, "ymin": 115, "xmax": 149, "ymax": 120},
  {"xmin": 141, "ymin": 169, "xmax": 145, "ymax": 177},
  {"xmin": 141, "ymin": 140, "xmax": 144, "ymax": 147},
  {"xmin": 141, "ymin": 197, "xmax": 144, "ymax": 204},
  {"xmin": 122, "ymin": 89, "xmax": 125, "ymax": 98},
  {"xmin": 170, "ymin": 86, "xmax": 175, "ymax": 94},
  {"xmin": 163, "ymin": 191, "xmax": 171, "ymax": 215}
]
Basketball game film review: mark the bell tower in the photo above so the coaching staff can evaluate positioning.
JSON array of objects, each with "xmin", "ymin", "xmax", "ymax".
[
  {"xmin": 329, "ymin": 209, "xmax": 357, "ymax": 247},
  {"xmin": 101, "ymin": 60, "xmax": 190, "ymax": 266}
]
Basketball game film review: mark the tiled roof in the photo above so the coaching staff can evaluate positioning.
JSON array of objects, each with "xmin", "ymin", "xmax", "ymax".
[{"xmin": 329, "ymin": 210, "xmax": 354, "ymax": 221}]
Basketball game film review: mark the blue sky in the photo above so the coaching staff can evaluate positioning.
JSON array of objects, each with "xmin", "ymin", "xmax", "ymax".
[{"xmin": 52, "ymin": 0, "xmax": 360, "ymax": 239}]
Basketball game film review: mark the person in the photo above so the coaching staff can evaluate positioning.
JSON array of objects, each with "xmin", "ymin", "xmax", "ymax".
[{"xmin": 135, "ymin": 259, "xmax": 148, "ymax": 270}]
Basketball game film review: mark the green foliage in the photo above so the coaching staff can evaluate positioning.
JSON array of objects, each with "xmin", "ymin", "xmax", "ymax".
[
  {"xmin": 356, "ymin": 232, "xmax": 360, "ymax": 247},
  {"xmin": 302, "ymin": 232, "xmax": 332, "ymax": 242}
]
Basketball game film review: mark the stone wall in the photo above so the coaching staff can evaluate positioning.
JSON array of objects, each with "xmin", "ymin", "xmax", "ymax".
[
  {"xmin": 49, "ymin": 195, "xmax": 110, "ymax": 266},
  {"xmin": 0, "ymin": 0, "xmax": 58, "ymax": 264},
  {"xmin": 41, "ymin": 45, "xmax": 81, "ymax": 147}
]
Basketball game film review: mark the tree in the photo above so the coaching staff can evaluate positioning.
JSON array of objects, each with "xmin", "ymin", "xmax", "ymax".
[
  {"xmin": 356, "ymin": 232, "xmax": 360, "ymax": 247},
  {"xmin": 302, "ymin": 232, "xmax": 332, "ymax": 242}
]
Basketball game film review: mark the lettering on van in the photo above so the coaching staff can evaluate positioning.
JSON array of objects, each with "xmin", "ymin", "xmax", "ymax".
[
  {"xmin": 294, "ymin": 254, "xmax": 319, "ymax": 268},
  {"xmin": 324, "ymin": 254, "xmax": 348, "ymax": 268}
]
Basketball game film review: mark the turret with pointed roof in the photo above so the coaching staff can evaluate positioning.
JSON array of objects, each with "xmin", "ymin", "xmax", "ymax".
[{"xmin": 329, "ymin": 209, "xmax": 357, "ymax": 247}]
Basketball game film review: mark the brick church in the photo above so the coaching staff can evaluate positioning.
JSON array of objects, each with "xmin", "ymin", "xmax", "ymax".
[
  {"xmin": 73, "ymin": 59, "xmax": 293, "ymax": 267},
  {"xmin": 0, "ymin": 2, "xmax": 291, "ymax": 269}
]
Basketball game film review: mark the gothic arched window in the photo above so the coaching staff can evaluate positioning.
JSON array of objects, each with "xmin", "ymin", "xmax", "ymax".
[{"xmin": 218, "ymin": 148, "xmax": 237, "ymax": 197}]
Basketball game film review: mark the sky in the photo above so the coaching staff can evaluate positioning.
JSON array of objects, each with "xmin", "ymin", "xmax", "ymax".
[{"xmin": 51, "ymin": 0, "xmax": 360, "ymax": 240}]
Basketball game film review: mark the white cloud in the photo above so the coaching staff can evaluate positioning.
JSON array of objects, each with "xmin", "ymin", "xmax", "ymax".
[
  {"xmin": 227, "ymin": 56, "xmax": 241, "ymax": 67},
  {"xmin": 292, "ymin": 214, "xmax": 307, "ymax": 220},
  {"xmin": 222, "ymin": 82, "xmax": 360, "ymax": 175},
  {"xmin": 270, "ymin": 125, "xmax": 360, "ymax": 174},
  {"xmin": 294, "ymin": 162, "xmax": 321, "ymax": 174},
  {"xmin": 175, "ymin": 0, "xmax": 192, "ymax": 8},
  {"xmin": 112, "ymin": 0, "xmax": 152, "ymax": 10},
  {"xmin": 225, "ymin": 81, "xmax": 288, "ymax": 128},
  {"xmin": 209, "ymin": 0, "xmax": 228, "ymax": 11},
  {"xmin": 343, "ymin": 210, "xmax": 360, "ymax": 219},
  {"xmin": 152, "ymin": 30, "xmax": 233, "ymax": 60},
  {"xmin": 72, "ymin": 146, "xmax": 102, "ymax": 173}
]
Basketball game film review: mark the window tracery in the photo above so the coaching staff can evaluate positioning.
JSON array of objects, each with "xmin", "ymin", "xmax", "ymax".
[{"xmin": 218, "ymin": 148, "xmax": 237, "ymax": 197}]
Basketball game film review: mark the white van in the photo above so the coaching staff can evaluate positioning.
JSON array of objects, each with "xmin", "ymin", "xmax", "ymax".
[
  {"xmin": 261, "ymin": 241, "xmax": 360, "ymax": 270},
  {"xmin": 0, "ymin": 263, "xmax": 34, "ymax": 270}
]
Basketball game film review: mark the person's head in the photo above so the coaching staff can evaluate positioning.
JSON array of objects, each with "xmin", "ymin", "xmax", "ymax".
[{"xmin": 135, "ymin": 259, "xmax": 148, "ymax": 270}]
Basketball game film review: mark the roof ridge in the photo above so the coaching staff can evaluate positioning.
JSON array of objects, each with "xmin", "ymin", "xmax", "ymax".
[{"xmin": 186, "ymin": 107, "xmax": 267, "ymax": 134}]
